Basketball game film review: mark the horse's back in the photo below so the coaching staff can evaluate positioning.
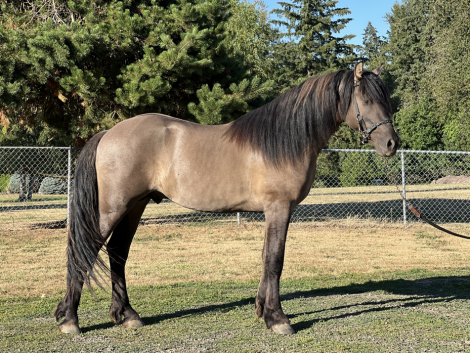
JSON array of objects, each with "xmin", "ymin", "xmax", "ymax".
[{"xmin": 95, "ymin": 114, "xmax": 262, "ymax": 212}]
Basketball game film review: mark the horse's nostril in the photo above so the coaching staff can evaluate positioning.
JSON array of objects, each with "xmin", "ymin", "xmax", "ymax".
[{"xmin": 387, "ymin": 139, "xmax": 396, "ymax": 150}]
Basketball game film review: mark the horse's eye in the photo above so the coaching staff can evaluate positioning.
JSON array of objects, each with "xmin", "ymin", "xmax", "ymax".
[{"xmin": 362, "ymin": 99, "xmax": 369, "ymax": 105}]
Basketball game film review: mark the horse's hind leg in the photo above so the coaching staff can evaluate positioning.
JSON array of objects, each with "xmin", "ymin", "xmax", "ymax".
[
  {"xmin": 107, "ymin": 198, "xmax": 150, "ymax": 328},
  {"xmin": 54, "ymin": 204, "xmax": 131, "ymax": 334},
  {"xmin": 54, "ymin": 272, "xmax": 85, "ymax": 333}
]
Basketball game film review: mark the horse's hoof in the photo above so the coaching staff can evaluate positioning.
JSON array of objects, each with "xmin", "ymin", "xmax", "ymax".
[
  {"xmin": 271, "ymin": 323, "xmax": 295, "ymax": 335},
  {"xmin": 122, "ymin": 318, "xmax": 144, "ymax": 328},
  {"xmin": 58, "ymin": 322, "xmax": 81, "ymax": 334}
]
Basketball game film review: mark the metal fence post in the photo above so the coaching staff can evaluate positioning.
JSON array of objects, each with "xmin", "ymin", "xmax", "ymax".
[
  {"xmin": 401, "ymin": 150, "xmax": 407, "ymax": 227},
  {"xmin": 67, "ymin": 147, "xmax": 72, "ymax": 227},
  {"xmin": 237, "ymin": 212, "xmax": 241, "ymax": 226}
]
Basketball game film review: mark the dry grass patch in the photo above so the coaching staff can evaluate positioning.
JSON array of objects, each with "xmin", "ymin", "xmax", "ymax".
[
  {"xmin": 2, "ymin": 183, "xmax": 470, "ymax": 230},
  {"xmin": 1, "ymin": 221, "xmax": 470, "ymax": 298}
]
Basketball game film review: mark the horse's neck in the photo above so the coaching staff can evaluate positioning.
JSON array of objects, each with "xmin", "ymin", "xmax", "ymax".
[{"xmin": 308, "ymin": 115, "xmax": 342, "ymax": 159}]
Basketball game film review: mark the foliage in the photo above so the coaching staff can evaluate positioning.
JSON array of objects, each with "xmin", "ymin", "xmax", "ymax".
[
  {"xmin": 394, "ymin": 96, "xmax": 443, "ymax": 150},
  {"xmin": 3, "ymin": 0, "xmax": 470, "ymax": 154},
  {"xmin": 386, "ymin": 0, "xmax": 429, "ymax": 105},
  {"xmin": 0, "ymin": 0, "xmax": 276, "ymax": 145},
  {"xmin": 339, "ymin": 152, "xmax": 384, "ymax": 187},
  {"xmin": 326, "ymin": 124, "xmax": 361, "ymax": 150},
  {"xmin": 188, "ymin": 76, "xmax": 274, "ymax": 125},
  {"xmin": 384, "ymin": 0, "xmax": 470, "ymax": 151},
  {"xmin": 402, "ymin": 153, "xmax": 470, "ymax": 185},
  {"xmin": 226, "ymin": 0, "xmax": 275, "ymax": 79},
  {"xmin": 38, "ymin": 176, "xmax": 68, "ymax": 194},
  {"xmin": 0, "ymin": 174, "xmax": 10, "ymax": 192},
  {"xmin": 269, "ymin": 0, "xmax": 357, "ymax": 90},
  {"xmin": 358, "ymin": 22, "xmax": 386, "ymax": 66},
  {"xmin": 421, "ymin": 0, "xmax": 470, "ymax": 150},
  {"xmin": 0, "ymin": 148, "xmax": 71, "ymax": 183},
  {"xmin": 384, "ymin": 0, "xmax": 434, "ymax": 150},
  {"xmin": 8, "ymin": 173, "xmax": 34, "ymax": 193},
  {"xmin": 357, "ymin": 23, "xmax": 398, "ymax": 110},
  {"xmin": 314, "ymin": 152, "xmax": 342, "ymax": 187}
]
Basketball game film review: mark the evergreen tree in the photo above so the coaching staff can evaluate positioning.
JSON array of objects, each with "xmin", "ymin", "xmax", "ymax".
[
  {"xmin": 226, "ymin": 0, "xmax": 276, "ymax": 78},
  {"xmin": 358, "ymin": 23, "xmax": 398, "ymax": 111},
  {"xmin": 359, "ymin": 22, "xmax": 386, "ymax": 66},
  {"xmin": 386, "ymin": 0, "xmax": 443, "ymax": 150},
  {"xmin": 0, "ymin": 0, "xmax": 275, "ymax": 146},
  {"xmin": 422, "ymin": 0, "xmax": 470, "ymax": 150},
  {"xmin": 270, "ymin": 0, "xmax": 356, "ymax": 89},
  {"xmin": 386, "ymin": 0, "xmax": 430, "ymax": 104}
]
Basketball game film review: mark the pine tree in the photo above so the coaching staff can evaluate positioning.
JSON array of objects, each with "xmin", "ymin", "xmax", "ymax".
[
  {"xmin": 359, "ymin": 22, "xmax": 386, "ymax": 66},
  {"xmin": 386, "ymin": 0, "xmax": 430, "ymax": 103},
  {"xmin": 0, "ymin": 0, "xmax": 275, "ymax": 145},
  {"xmin": 270, "ymin": 0, "xmax": 356, "ymax": 89}
]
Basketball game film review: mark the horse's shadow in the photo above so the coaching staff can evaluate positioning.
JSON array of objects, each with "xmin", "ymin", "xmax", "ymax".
[{"xmin": 83, "ymin": 275, "xmax": 470, "ymax": 333}]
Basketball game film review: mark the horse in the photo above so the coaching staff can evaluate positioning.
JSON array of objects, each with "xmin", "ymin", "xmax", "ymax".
[{"xmin": 54, "ymin": 62, "xmax": 399, "ymax": 335}]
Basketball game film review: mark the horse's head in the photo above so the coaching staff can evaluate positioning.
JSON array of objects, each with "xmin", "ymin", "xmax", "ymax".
[{"xmin": 344, "ymin": 62, "xmax": 399, "ymax": 157}]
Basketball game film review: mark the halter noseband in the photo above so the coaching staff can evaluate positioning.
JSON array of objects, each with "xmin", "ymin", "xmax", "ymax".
[{"xmin": 351, "ymin": 81, "xmax": 393, "ymax": 144}]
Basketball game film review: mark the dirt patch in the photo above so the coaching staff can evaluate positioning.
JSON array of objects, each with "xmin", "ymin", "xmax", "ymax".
[{"xmin": 432, "ymin": 175, "xmax": 470, "ymax": 184}]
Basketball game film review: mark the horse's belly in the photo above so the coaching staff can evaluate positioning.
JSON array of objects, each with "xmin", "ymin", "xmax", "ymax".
[{"xmin": 162, "ymin": 173, "xmax": 261, "ymax": 213}]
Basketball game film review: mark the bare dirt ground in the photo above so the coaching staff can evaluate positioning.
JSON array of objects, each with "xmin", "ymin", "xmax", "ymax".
[{"xmin": 2, "ymin": 219, "xmax": 470, "ymax": 298}]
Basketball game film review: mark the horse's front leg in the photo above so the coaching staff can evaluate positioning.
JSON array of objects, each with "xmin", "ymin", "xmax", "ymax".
[{"xmin": 255, "ymin": 201, "xmax": 295, "ymax": 335}]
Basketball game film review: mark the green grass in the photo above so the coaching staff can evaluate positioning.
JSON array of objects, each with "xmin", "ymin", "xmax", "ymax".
[
  {"xmin": 2, "ymin": 269, "xmax": 470, "ymax": 352},
  {"xmin": 0, "ymin": 175, "xmax": 10, "ymax": 192}
]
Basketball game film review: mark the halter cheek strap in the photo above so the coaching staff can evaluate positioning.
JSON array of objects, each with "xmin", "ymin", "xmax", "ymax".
[{"xmin": 351, "ymin": 81, "xmax": 393, "ymax": 144}]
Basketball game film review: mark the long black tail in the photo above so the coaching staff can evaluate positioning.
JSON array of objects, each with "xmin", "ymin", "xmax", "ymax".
[{"xmin": 66, "ymin": 131, "xmax": 108, "ymax": 289}]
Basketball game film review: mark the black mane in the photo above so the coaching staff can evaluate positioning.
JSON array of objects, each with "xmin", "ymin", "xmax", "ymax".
[{"xmin": 225, "ymin": 69, "xmax": 392, "ymax": 167}]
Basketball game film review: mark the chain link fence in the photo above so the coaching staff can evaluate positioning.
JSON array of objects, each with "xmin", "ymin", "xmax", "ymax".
[{"xmin": 1, "ymin": 147, "xmax": 470, "ymax": 230}]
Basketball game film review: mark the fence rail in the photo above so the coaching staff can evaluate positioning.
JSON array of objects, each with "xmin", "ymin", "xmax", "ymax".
[{"xmin": 1, "ymin": 147, "xmax": 470, "ymax": 230}]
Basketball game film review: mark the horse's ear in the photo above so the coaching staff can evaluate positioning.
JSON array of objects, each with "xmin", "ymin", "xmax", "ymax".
[
  {"xmin": 354, "ymin": 62, "xmax": 363, "ymax": 82},
  {"xmin": 372, "ymin": 64, "xmax": 384, "ymax": 76}
]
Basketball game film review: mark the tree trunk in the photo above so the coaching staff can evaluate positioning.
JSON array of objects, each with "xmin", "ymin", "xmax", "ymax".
[
  {"xmin": 27, "ymin": 174, "xmax": 36, "ymax": 200},
  {"xmin": 18, "ymin": 170, "xmax": 27, "ymax": 202}
]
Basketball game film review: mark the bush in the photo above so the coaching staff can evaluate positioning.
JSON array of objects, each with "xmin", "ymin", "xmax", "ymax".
[
  {"xmin": 339, "ymin": 153, "xmax": 385, "ymax": 187},
  {"xmin": 39, "ymin": 177, "xmax": 68, "ymax": 194},
  {"xmin": 314, "ymin": 152, "xmax": 342, "ymax": 187},
  {"xmin": 0, "ymin": 174, "xmax": 11, "ymax": 192},
  {"xmin": 8, "ymin": 173, "xmax": 41, "ymax": 193}
]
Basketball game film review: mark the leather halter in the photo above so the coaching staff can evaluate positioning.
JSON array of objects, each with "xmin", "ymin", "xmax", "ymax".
[{"xmin": 351, "ymin": 81, "xmax": 393, "ymax": 144}]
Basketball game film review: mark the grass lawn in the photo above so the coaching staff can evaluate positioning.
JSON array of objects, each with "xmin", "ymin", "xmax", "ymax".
[{"xmin": 2, "ymin": 222, "xmax": 470, "ymax": 352}]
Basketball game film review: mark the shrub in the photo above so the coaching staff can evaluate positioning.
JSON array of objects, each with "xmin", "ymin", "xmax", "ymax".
[
  {"xmin": 8, "ymin": 173, "xmax": 40, "ymax": 193},
  {"xmin": 0, "ymin": 175, "xmax": 11, "ymax": 192},
  {"xmin": 339, "ymin": 152, "xmax": 385, "ymax": 187},
  {"xmin": 314, "ymin": 152, "xmax": 342, "ymax": 187},
  {"xmin": 39, "ymin": 177, "xmax": 68, "ymax": 194}
]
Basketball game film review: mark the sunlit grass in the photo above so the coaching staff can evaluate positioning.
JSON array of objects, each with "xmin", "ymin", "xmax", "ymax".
[{"xmin": 2, "ymin": 223, "xmax": 470, "ymax": 352}]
